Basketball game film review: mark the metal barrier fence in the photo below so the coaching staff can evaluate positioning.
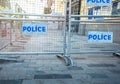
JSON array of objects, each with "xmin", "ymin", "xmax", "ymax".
[
  {"xmin": 0, "ymin": 14, "xmax": 65, "ymax": 53},
  {"xmin": 66, "ymin": 0, "xmax": 120, "ymax": 66},
  {"xmin": 0, "ymin": 0, "xmax": 71, "ymax": 65},
  {"xmin": 0, "ymin": 13, "xmax": 71, "ymax": 65}
]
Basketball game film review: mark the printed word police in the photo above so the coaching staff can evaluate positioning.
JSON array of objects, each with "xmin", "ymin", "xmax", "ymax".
[
  {"xmin": 87, "ymin": 0, "xmax": 110, "ymax": 3},
  {"xmin": 23, "ymin": 25, "xmax": 46, "ymax": 33},
  {"xmin": 88, "ymin": 34, "xmax": 112, "ymax": 40}
]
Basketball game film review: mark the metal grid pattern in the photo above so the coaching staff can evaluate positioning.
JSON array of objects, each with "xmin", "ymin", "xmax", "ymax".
[
  {"xmin": 71, "ymin": 22, "xmax": 120, "ymax": 53},
  {"xmin": 0, "ymin": 0, "xmax": 65, "ymax": 53},
  {"xmin": 69, "ymin": 0, "xmax": 120, "ymax": 54},
  {"xmin": 65, "ymin": 0, "xmax": 120, "ymax": 66}
]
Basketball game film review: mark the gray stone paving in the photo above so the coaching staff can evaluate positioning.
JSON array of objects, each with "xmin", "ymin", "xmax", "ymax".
[
  {"xmin": 0, "ymin": 30, "xmax": 120, "ymax": 84},
  {"xmin": 0, "ymin": 54, "xmax": 120, "ymax": 84},
  {"xmin": 34, "ymin": 74, "xmax": 72, "ymax": 79},
  {"xmin": 0, "ymin": 80, "xmax": 23, "ymax": 84}
]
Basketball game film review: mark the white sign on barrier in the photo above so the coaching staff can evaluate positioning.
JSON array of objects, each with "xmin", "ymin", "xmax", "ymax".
[
  {"xmin": 88, "ymin": 31, "xmax": 113, "ymax": 43},
  {"xmin": 87, "ymin": 0, "xmax": 112, "ymax": 6},
  {"xmin": 22, "ymin": 23, "xmax": 47, "ymax": 35}
]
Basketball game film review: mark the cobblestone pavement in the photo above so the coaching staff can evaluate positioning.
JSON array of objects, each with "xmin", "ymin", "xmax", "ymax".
[{"xmin": 0, "ymin": 30, "xmax": 120, "ymax": 84}]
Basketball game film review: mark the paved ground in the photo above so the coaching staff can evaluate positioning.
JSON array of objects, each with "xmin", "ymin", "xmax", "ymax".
[
  {"xmin": 0, "ymin": 30, "xmax": 120, "ymax": 84},
  {"xmin": 0, "ymin": 54, "xmax": 120, "ymax": 84}
]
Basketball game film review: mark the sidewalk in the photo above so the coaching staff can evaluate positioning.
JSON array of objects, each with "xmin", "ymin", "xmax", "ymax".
[
  {"xmin": 0, "ymin": 30, "xmax": 120, "ymax": 84},
  {"xmin": 0, "ymin": 54, "xmax": 120, "ymax": 84}
]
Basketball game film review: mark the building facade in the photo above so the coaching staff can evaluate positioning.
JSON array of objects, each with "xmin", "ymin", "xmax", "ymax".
[
  {"xmin": 0, "ymin": 0, "xmax": 26, "ymax": 50},
  {"xmin": 0, "ymin": 0, "xmax": 11, "ymax": 50},
  {"xmin": 112, "ymin": 0, "xmax": 120, "ymax": 15},
  {"xmin": 44, "ymin": 0, "xmax": 64, "ymax": 15},
  {"xmin": 0, "ymin": 0, "xmax": 11, "ymax": 11}
]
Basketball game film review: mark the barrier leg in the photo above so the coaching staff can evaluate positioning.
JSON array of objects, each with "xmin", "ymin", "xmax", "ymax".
[
  {"xmin": 56, "ymin": 54, "xmax": 70, "ymax": 66},
  {"xmin": 113, "ymin": 53, "xmax": 120, "ymax": 56}
]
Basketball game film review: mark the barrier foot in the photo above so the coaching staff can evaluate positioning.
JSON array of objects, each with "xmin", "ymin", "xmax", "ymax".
[
  {"xmin": 56, "ymin": 55, "xmax": 70, "ymax": 66},
  {"xmin": 68, "ymin": 57, "xmax": 74, "ymax": 66},
  {"xmin": 113, "ymin": 53, "xmax": 120, "ymax": 56},
  {"xmin": 56, "ymin": 55, "xmax": 74, "ymax": 66}
]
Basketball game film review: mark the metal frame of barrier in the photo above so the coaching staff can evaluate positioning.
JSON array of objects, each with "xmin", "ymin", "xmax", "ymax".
[
  {"xmin": 66, "ymin": 0, "xmax": 120, "ymax": 66},
  {"xmin": 0, "ymin": 13, "xmax": 70, "ymax": 65},
  {"xmin": 0, "ymin": 14, "xmax": 65, "ymax": 47},
  {"xmin": 0, "ymin": 1, "xmax": 71, "ymax": 66}
]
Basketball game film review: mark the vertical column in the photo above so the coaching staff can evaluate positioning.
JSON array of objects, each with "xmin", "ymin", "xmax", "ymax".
[
  {"xmin": 10, "ymin": 21, "xmax": 13, "ymax": 45},
  {"xmin": 0, "ymin": 21, "xmax": 1, "ymax": 38},
  {"xmin": 0, "ymin": 21, "xmax": 2, "ymax": 50}
]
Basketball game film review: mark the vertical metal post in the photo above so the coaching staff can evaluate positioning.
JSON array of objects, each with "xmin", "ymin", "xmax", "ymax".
[
  {"xmin": 58, "ymin": 21, "xmax": 60, "ymax": 30},
  {"xmin": 66, "ymin": 0, "xmax": 74, "ymax": 66},
  {"xmin": 63, "ymin": 0, "xmax": 67, "ymax": 56},
  {"xmin": 56, "ymin": 0, "xmax": 71, "ymax": 66},
  {"xmin": 67, "ymin": 0, "xmax": 72, "ymax": 57}
]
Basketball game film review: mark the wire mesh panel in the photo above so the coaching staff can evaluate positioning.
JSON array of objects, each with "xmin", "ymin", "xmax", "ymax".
[
  {"xmin": 0, "ymin": 0, "xmax": 65, "ymax": 53},
  {"xmin": 69, "ymin": 0, "xmax": 120, "ymax": 54},
  {"xmin": 71, "ymin": 21, "xmax": 120, "ymax": 54},
  {"xmin": 0, "ymin": 22, "xmax": 11, "ymax": 51}
]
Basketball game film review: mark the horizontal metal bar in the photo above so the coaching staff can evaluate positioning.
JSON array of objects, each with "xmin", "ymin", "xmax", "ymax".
[
  {"xmin": 71, "ymin": 20, "xmax": 120, "ymax": 23},
  {"xmin": 0, "ymin": 51, "xmax": 119, "ymax": 55},
  {"xmin": 71, "ymin": 51, "xmax": 120, "ymax": 54},
  {"xmin": 0, "ymin": 17, "xmax": 65, "ymax": 21},
  {"xmin": 71, "ymin": 20, "xmax": 99, "ymax": 22},
  {"xmin": 0, "ymin": 12, "xmax": 65, "ymax": 18},
  {"xmin": 0, "ymin": 52, "xmax": 64, "ymax": 55},
  {"xmin": 71, "ymin": 15, "xmax": 120, "ymax": 17}
]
